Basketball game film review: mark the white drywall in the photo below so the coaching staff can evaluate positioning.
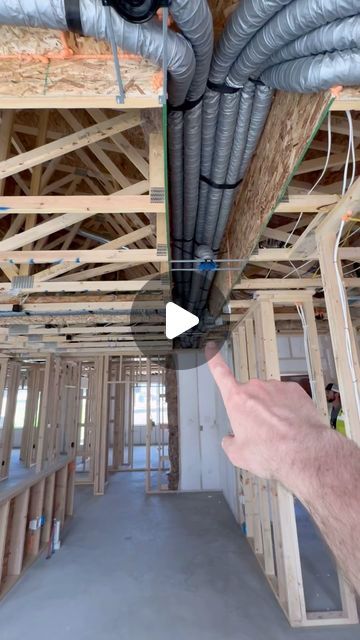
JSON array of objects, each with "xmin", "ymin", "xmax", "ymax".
[{"xmin": 177, "ymin": 351, "xmax": 222, "ymax": 491}]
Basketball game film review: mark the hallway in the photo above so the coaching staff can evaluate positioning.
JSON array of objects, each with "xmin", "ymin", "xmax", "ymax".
[{"xmin": 0, "ymin": 473, "xmax": 358, "ymax": 640}]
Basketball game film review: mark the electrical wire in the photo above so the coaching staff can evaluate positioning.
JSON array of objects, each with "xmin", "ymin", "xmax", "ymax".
[
  {"xmin": 296, "ymin": 304, "xmax": 317, "ymax": 403},
  {"xmin": 284, "ymin": 112, "xmax": 332, "ymax": 248},
  {"xmin": 342, "ymin": 111, "xmax": 356, "ymax": 195},
  {"xmin": 333, "ymin": 220, "xmax": 360, "ymax": 431},
  {"xmin": 342, "ymin": 264, "xmax": 360, "ymax": 278},
  {"xmin": 282, "ymin": 259, "xmax": 314, "ymax": 280}
]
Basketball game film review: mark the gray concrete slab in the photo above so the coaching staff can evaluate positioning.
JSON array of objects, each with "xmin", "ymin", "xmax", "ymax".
[{"xmin": 0, "ymin": 472, "xmax": 359, "ymax": 640}]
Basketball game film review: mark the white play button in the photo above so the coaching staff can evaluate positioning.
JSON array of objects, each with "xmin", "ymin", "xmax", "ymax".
[{"xmin": 165, "ymin": 302, "xmax": 199, "ymax": 340}]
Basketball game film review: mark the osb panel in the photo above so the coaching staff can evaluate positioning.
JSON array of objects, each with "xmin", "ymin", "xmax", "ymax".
[
  {"xmin": 208, "ymin": 0, "xmax": 237, "ymax": 38},
  {"xmin": 0, "ymin": 26, "xmax": 162, "ymax": 99},
  {"xmin": 210, "ymin": 89, "xmax": 333, "ymax": 314}
]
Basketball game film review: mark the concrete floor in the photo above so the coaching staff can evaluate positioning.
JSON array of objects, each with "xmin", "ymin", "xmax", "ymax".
[{"xmin": 0, "ymin": 472, "xmax": 359, "ymax": 640}]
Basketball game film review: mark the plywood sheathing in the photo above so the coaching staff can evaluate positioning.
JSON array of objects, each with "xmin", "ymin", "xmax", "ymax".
[
  {"xmin": 0, "ymin": 26, "xmax": 162, "ymax": 106},
  {"xmin": 210, "ymin": 90, "xmax": 333, "ymax": 314}
]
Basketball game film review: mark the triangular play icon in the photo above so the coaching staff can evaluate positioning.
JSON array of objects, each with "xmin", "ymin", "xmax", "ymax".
[{"xmin": 165, "ymin": 302, "xmax": 199, "ymax": 340}]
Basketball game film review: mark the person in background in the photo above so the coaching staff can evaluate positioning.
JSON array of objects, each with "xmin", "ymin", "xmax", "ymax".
[{"xmin": 325, "ymin": 382, "xmax": 342, "ymax": 429}]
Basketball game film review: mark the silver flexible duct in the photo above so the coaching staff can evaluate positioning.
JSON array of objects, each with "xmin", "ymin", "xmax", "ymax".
[
  {"xmin": 170, "ymin": 0, "xmax": 213, "ymax": 100},
  {"xmin": 227, "ymin": 0, "xmax": 360, "ymax": 87},
  {"xmin": 195, "ymin": 89, "xmax": 221, "ymax": 245},
  {"xmin": 200, "ymin": 92, "xmax": 241, "ymax": 247},
  {"xmin": 261, "ymin": 49, "xmax": 360, "ymax": 92},
  {"xmin": 262, "ymin": 15, "xmax": 360, "ymax": 69},
  {"xmin": 188, "ymin": 0, "xmax": 360, "ymax": 322},
  {"xmin": 210, "ymin": 0, "xmax": 294, "ymax": 84},
  {"xmin": 166, "ymin": 0, "xmax": 213, "ymax": 305}
]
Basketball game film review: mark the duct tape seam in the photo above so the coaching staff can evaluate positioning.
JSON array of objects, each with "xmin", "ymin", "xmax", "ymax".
[
  {"xmin": 168, "ymin": 95, "xmax": 204, "ymax": 112},
  {"xmin": 64, "ymin": 0, "xmax": 83, "ymax": 34},
  {"xmin": 206, "ymin": 80, "xmax": 242, "ymax": 94},
  {"xmin": 200, "ymin": 175, "xmax": 242, "ymax": 190}
]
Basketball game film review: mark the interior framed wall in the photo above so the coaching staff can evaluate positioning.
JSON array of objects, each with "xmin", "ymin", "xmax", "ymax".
[{"xmin": 230, "ymin": 290, "xmax": 358, "ymax": 628}]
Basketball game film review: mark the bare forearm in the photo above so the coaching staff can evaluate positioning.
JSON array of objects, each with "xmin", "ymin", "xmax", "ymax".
[
  {"xmin": 279, "ymin": 428, "xmax": 360, "ymax": 594},
  {"xmin": 205, "ymin": 345, "xmax": 360, "ymax": 595}
]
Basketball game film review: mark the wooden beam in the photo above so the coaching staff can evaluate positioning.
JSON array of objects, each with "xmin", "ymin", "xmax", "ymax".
[
  {"xmin": 22, "ymin": 325, "xmax": 165, "ymax": 336},
  {"xmin": 0, "ymin": 111, "xmax": 14, "ymax": 195},
  {"xmin": 0, "ymin": 96, "xmax": 160, "ymax": 110},
  {"xmin": 210, "ymin": 89, "xmax": 332, "ymax": 314},
  {"xmin": 55, "ymin": 262, "xmax": 139, "ymax": 282},
  {"xmin": 329, "ymin": 87, "xmax": 360, "ymax": 112},
  {"xmin": 0, "ymin": 210, "xmax": 99, "ymax": 252},
  {"xmin": 234, "ymin": 278, "xmax": 360, "ymax": 291},
  {"xmin": 20, "ymin": 110, "xmax": 50, "ymax": 277},
  {"xmin": 248, "ymin": 247, "xmax": 359, "ymax": 263},
  {"xmin": 320, "ymin": 112, "xmax": 360, "ymax": 138},
  {"xmin": 59, "ymin": 110, "xmax": 130, "ymax": 189},
  {"xmin": 318, "ymin": 233, "xmax": 360, "ymax": 444},
  {"xmin": 316, "ymin": 176, "xmax": 360, "ymax": 237},
  {"xmin": 0, "ymin": 249, "xmax": 166, "ymax": 265},
  {"xmin": 87, "ymin": 109, "xmax": 149, "ymax": 179},
  {"xmin": 0, "ymin": 113, "xmax": 141, "ymax": 179},
  {"xmin": 0, "ymin": 195, "xmax": 164, "ymax": 214},
  {"xmin": 234, "ymin": 278, "xmax": 323, "ymax": 290},
  {"xmin": 296, "ymin": 149, "xmax": 360, "ymax": 176},
  {"xmin": 274, "ymin": 194, "xmax": 339, "ymax": 213},
  {"xmin": 0, "ymin": 280, "xmax": 165, "ymax": 294},
  {"xmin": 0, "ymin": 300, "xmax": 162, "ymax": 312},
  {"xmin": 33, "ymin": 225, "xmax": 154, "ymax": 282}
]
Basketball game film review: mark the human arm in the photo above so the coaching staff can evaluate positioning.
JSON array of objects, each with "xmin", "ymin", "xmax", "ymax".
[{"xmin": 205, "ymin": 342, "xmax": 360, "ymax": 595}]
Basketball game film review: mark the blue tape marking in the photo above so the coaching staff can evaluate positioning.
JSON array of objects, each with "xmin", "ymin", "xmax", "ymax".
[{"xmin": 0, "ymin": 207, "xmax": 10, "ymax": 211}]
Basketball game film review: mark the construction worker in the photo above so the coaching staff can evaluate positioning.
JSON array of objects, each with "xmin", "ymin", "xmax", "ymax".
[
  {"xmin": 205, "ymin": 342, "xmax": 360, "ymax": 597},
  {"xmin": 336, "ymin": 408, "xmax": 347, "ymax": 436},
  {"xmin": 325, "ymin": 382, "xmax": 342, "ymax": 429}
]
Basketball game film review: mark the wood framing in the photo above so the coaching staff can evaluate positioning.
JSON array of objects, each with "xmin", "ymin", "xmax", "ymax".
[
  {"xmin": 0, "ymin": 106, "xmax": 169, "ymax": 356},
  {"xmin": 0, "ymin": 361, "xmax": 20, "ymax": 480},
  {"xmin": 231, "ymin": 292, "xmax": 358, "ymax": 627},
  {"xmin": 0, "ymin": 458, "xmax": 74, "ymax": 600}
]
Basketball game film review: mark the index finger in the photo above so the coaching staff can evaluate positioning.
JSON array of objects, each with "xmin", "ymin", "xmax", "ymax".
[{"xmin": 205, "ymin": 341, "xmax": 239, "ymax": 404}]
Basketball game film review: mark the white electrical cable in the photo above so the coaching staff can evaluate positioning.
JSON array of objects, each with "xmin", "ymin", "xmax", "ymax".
[
  {"xmin": 296, "ymin": 304, "xmax": 317, "ymax": 403},
  {"xmin": 342, "ymin": 264, "xmax": 360, "ymax": 277},
  {"xmin": 282, "ymin": 259, "xmax": 314, "ymax": 280},
  {"xmin": 333, "ymin": 220, "xmax": 360, "ymax": 431},
  {"xmin": 343, "ymin": 226, "xmax": 360, "ymax": 243},
  {"xmin": 342, "ymin": 111, "xmax": 356, "ymax": 195},
  {"xmin": 284, "ymin": 112, "xmax": 333, "ymax": 248}
]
